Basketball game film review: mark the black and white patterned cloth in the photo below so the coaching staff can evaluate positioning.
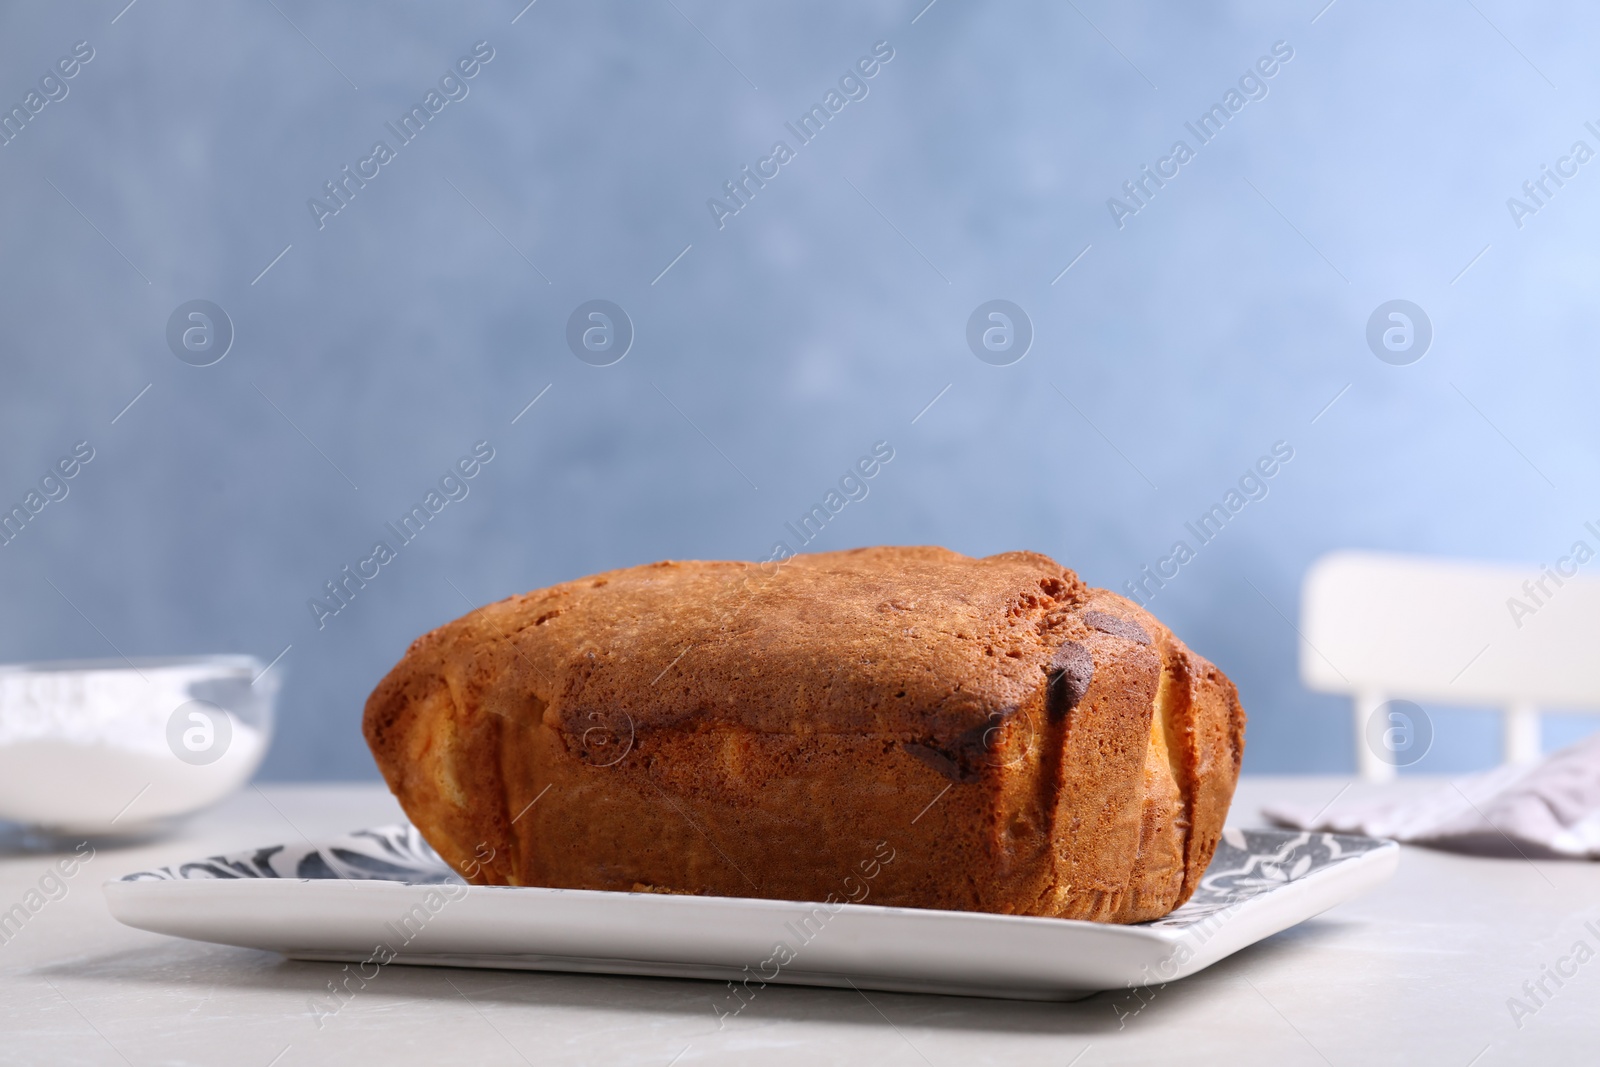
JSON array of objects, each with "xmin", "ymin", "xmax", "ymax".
[
  {"xmin": 120, "ymin": 824, "xmax": 461, "ymax": 884},
  {"xmin": 121, "ymin": 823, "xmax": 1387, "ymax": 931},
  {"xmin": 1146, "ymin": 827, "xmax": 1388, "ymax": 929}
]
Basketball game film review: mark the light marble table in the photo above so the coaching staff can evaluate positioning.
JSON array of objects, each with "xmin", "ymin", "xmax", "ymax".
[{"xmin": 2, "ymin": 777, "xmax": 1597, "ymax": 1066}]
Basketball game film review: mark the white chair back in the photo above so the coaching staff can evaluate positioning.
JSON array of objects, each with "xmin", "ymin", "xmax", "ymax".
[{"xmin": 1300, "ymin": 550, "xmax": 1600, "ymax": 779}]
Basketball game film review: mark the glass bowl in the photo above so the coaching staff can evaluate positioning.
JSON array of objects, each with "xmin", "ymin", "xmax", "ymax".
[{"xmin": 0, "ymin": 655, "xmax": 277, "ymax": 835}]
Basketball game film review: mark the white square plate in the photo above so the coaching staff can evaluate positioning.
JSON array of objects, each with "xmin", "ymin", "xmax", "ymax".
[{"xmin": 104, "ymin": 824, "xmax": 1397, "ymax": 1001}]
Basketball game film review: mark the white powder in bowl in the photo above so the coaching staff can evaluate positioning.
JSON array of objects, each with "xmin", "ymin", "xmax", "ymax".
[{"xmin": 0, "ymin": 659, "xmax": 274, "ymax": 833}]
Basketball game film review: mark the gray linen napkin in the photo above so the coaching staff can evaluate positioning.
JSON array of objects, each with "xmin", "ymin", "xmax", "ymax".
[{"xmin": 1263, "ymin": 731, "xmax": 1600, "ymax": 859}]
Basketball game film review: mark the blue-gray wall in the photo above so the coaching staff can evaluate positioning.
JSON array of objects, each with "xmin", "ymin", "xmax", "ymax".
[{"xmin": 2, "ymin": 1, "xmax": 1595, "ymax": 780}]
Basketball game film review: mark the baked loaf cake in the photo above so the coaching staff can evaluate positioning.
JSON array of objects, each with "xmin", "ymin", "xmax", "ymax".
[{"xmin": 364, "ymin": 546, "xmax": 1244, "ymax": 923}]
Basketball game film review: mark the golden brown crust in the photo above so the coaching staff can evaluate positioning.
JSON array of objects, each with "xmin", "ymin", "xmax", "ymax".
[{"xmin": 362, "ymin": 546, "xmax": 1245, "ymax": 922}]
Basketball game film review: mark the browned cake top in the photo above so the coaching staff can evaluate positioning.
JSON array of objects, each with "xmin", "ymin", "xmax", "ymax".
[{"xmin": 393, "ymin": 545, "xmax": 1110, "ymax": 741}]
